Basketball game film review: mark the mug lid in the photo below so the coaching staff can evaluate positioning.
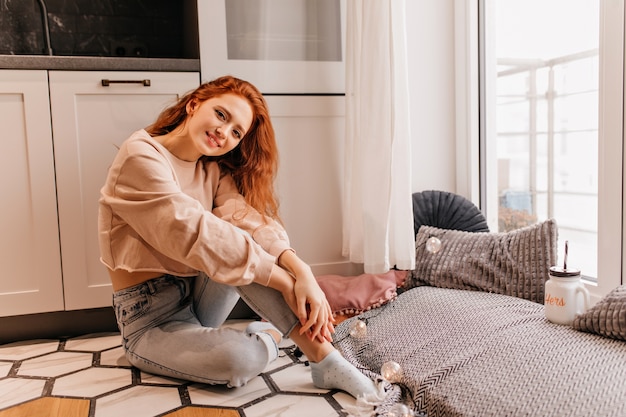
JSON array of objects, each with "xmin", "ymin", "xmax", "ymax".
[{"xmin": 549, "ymin": 266, "xmax": 581, "ymax": 277}]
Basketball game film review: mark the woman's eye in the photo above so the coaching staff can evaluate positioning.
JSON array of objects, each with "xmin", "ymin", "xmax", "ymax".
[
  {"xmin": 215, "ymin": 109, "xmax": 226, "ymax": 120},
  {"xmin": 233, "ymin": 130, "xmax": 242, "ymax": 140}
]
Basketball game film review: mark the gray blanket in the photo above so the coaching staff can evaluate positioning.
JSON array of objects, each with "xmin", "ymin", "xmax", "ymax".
[{"xmin": 334, "ymin": 286, "xmax": 626, "ymax": 417}]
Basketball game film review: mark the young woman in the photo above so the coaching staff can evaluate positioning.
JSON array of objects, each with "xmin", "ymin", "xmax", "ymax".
[{"xmin": 98, "ymin": 75, "xmax": 378, "ymax": 398}]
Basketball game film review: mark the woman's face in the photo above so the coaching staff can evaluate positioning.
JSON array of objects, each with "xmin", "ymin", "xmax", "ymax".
[{"xmin": 185, "ymin": 93, "xmax": 253, "ymax": 159}]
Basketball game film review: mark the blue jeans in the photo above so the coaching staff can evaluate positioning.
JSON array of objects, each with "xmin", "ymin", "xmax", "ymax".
[{"xmin": 112, "ymin": 273, "xmax": 299, "ymax": 387}]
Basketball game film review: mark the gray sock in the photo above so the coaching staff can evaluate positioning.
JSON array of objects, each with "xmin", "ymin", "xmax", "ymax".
[{"xmin": 310, "ymin": 350, "xmax": 378, "ymax": 398}]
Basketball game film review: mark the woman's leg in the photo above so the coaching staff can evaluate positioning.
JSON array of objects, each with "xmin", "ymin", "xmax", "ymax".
[
  {"xmin": 192, "ymin": 272, "xmax": 241, "ymax": 328},
  {"xmin": 194, "ymin": 273, "xmax": 282, "ymax": 360},
  {"xmin": 236, "ymin": 281, "xmax": 300, "ymax": 336},
  {"xmin": 114, "ymin": 275, "xmax": 277, "ymax": 387},
  {"xmin": 237, "ymin": 282, "xmax": 379, "ymax": 398},
  {"xmin": 289, "ymin": 328, "xmax": 379, "ymax": 398}
]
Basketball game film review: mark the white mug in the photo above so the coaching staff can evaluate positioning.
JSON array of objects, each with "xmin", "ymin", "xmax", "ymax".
[{"xmin": 544, "ymin": 266, "xmax": 590, "ymax": 325}]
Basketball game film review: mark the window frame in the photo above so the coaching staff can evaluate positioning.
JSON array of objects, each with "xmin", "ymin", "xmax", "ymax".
[{"xmin": 454, "ymin": 0, "xmax": 624, "ymax": 302}]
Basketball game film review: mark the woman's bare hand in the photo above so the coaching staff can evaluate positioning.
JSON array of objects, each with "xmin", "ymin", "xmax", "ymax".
[
  {"xmin": 276, "ymin": 250, "xmax": 335, "ymax": 342},
  {"xmin": 293, "ymin": 273, "xmax": 335, "ymax": 342}
]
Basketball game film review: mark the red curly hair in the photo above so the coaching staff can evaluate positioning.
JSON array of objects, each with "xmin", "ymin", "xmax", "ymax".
[{"xmin": 146, "ymin": 75, "xmax": 280, "ymax": 220}]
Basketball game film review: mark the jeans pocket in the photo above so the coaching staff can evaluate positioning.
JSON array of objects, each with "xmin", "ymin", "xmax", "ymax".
[{"xmin": 114, "ymin": 290, "xmax": 151, "ymax": 326}]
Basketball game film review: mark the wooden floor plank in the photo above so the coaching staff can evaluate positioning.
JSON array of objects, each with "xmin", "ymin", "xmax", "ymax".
[
  {"xmin": 0, "ymin": 397, "xmax": 89, "ymax": 417},
  {"xmin": 163, "ymin": 406, "xmax": 240, "ymax": 417}
]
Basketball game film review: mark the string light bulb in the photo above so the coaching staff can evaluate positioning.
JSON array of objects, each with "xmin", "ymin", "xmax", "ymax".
[
  {"xmin": 426, "ymin": 236, "xmax": 442, "ymax": 253},
  {"xmin": 381, "ymin": 360, "xmax": 403, "ymax": 383},
  {"xmin": 388, "ymin": 403, "xmax": 414, "ymax": 417},
  {"xmin": 349, "ymin": 319, "xmax": 367, "ymax": 338}
]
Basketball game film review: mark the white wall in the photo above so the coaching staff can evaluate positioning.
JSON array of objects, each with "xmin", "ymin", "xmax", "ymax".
[
  {"xmin": 406, "ymin": 0, "xmax": 457, "ymax": 194},
  {"xmin": 272, "ymin": 1, "xmax": 460, "ymax": 275}
]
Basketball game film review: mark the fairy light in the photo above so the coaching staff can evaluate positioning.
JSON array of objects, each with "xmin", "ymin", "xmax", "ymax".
[
  {"xmin": 349, "ymin": 319, "xmax": 367, "ymax": 338},
  {"xmin": 388, "ymin": 403, "xmax": 414, "ymax": 417},
  {"xmin": 381, "ymin": 360, "xmax": 403, "ymax": 383},
  {"xmin": 426, "ymin": 236, "xmax": 442, "ymax": 253}
]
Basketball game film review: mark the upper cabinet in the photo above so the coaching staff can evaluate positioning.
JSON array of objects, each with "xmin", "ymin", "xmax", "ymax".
[
  {"xmin": 0, "ymin": 70, "xmax": 199, "ymax": 317},
  {"xmin": 49, "ymin": 71, "xmax": 199, "ymax": 310},
  {"xmin": 197, "ymin": 0, "xmax": 345, "ymax": 93},
  {"xmin": 0, "ymin": 70, "xmax": 64, "ymax": 316}
]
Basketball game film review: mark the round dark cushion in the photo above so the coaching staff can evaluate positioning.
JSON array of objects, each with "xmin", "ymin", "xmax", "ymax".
[{"xmin": 412, "ymin": 190, "xmax": 489, "ymax": 236}]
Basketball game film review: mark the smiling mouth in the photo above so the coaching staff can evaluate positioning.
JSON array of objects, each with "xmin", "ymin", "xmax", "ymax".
[{"xmin": 207, "ymin": 132, "xmax": 221, "ymax": 148}]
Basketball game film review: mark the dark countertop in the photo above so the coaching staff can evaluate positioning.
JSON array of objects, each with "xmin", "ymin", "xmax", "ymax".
[{"xmin": 0, "ymin": 55, "xmax": 200, "ymax": 72}]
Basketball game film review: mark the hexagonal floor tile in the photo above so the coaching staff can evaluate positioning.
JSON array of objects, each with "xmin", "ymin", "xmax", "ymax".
[
  {"xmin": 0, "ymin": 340, "xmax": 59, "ymax": 361},
  {"xmin": 0, "ymin": 362, "xmax": 12, "ymax": 377},
  {"xmin": 99, "ymin": 346, "xmax": 131, "ymax": 367},
  {"xmin": 18, "ymin": 351, "xmax": 93, "ymax": 377},
  {"xmin": 52, "ymin": 367, "xmax": 132, "ymax": 397},
  {"xmin": 244, "ymin": 394, "xmax": 339, "ymax": 417},
  {"xmin": 65, "ymin": 333, "xmax": 122, "ymax": 352},
  {"xmin": 333, "ymin": 391, "xmax": 358, "ymax": 412},
  {"xmin": 188, "ymin": 375, "xmax": 271, "ymax": 408},
  {"xmin": 0, "ymin": 397, "xmax": 89, "ymax": 417},
  {"xmin": 0, "ymin": 378, "xmax": 46, "ymax": 410},
  {"xmin": 140, "ymin": 371, "xmax": 185, "ymax": 385},
  {"xmin": 269, "ymin": 363, "xmax": 327, "ymax": 394},
  {"xmin": 263, "ymin": 352, "xmax": 295, "ymax": 373},
  {"xmin": 94, "ymin": 385, "xmax": 182, "ymax": 417}
]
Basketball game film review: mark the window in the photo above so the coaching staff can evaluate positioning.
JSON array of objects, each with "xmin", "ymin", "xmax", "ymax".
[{"xmin": 466, "ymin": 0, "xmax": 624, "ymax": 299}]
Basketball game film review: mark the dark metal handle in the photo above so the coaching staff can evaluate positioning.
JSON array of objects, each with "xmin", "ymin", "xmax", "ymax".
[{"xmin": 101, "ymin": 79, "xmax": 151, "ymax": 87}]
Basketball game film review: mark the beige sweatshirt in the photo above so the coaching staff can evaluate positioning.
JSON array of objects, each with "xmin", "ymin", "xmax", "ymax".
[{"xmin": 98, "ymin": 129, "xmax": 292, "ymax": 286}]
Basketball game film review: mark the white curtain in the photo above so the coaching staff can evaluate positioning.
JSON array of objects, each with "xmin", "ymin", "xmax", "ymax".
[{"xmin": 342, "ymin": 0, "xmax": 415, "ymax": 273}]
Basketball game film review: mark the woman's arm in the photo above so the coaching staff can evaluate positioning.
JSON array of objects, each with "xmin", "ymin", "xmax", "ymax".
[
  {"xmin": 212, "ymin": 173, "xmax": 293, "ymax": 256},
  {"xmin": 211, "ymin": 170, "xmax": 333, "ymax": 341},
  {"xmin": 101, "ymin": 138, "xmax": 276, "ymax": 287},
  {"xmin": 277, "ymin": 250, "xmax": 335, "ymax": 342}
]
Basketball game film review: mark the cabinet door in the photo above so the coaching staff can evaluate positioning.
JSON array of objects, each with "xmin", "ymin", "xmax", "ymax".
[
  {"xmin": 0, "ymin": 70, "xmax": 64, "ymax": 316},
  {"xmin": 267, "ymin": 96, "xmax": 359, "ymax": 276},
  {"xmin": 198, "ymin": 0, "xmax": 346, "ymax": 94},
  {"xmin": 49, "ymin": 71, "xmax": 199, "ymax": 310}
]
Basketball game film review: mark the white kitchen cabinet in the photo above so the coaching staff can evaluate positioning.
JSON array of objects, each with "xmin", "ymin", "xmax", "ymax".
[
  {"xmin": 198, "ymin": 0, "xmax": 346, "ymax": 94},
  {"xmin": 0, "ymin": 70, "xmax": 65, "ymax": 316},
  {"xmin": 48, "ymin": 71, "xmax": 199, "ymax": 310}
]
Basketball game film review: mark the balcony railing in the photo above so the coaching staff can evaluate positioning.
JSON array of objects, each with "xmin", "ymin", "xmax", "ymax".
[{"xmin": 495, "ymin": 49, "xmax": 599, "ymax": 276}]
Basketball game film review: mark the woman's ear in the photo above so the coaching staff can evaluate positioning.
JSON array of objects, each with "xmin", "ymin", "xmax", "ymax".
[{"xmin": 186, "ymin": 99, "xmax": 197, "ymax": 115}]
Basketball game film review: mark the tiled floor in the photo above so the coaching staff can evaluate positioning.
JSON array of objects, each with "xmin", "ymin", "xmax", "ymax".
[{"xmin": 0, "ymin": 321, "xmax": 357, "ymax": 417}]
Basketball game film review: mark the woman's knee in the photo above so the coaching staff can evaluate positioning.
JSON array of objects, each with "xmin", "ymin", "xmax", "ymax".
[{"xmin": 205, "ymin": 334, "xmax": 273, "ymax": 387}]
